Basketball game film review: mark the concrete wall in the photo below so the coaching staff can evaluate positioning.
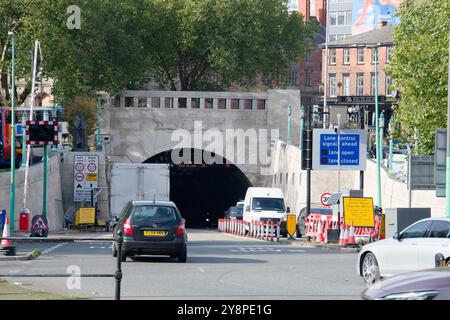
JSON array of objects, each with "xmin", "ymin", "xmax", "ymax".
[
  {"xmin": 361, "ymin": 159, "xmax": 446, "ymax": 217},
  {"xmin": 270, "ymin": 140, "xmax": 356, "ymax": 215},
  {"xmin": 0, "ymin": 154, "xmax": 64, "ymax": 231},
  {"xmin": 60, "ymin": 152, "xmax": 110, "ymax": 221},
  {"xmin": 104, "ymin": 90, "xmax": 300, "ymax": 187},
  {"xmin": 269, "ymin": 140, "xmax": 446, "ymax": 217}
]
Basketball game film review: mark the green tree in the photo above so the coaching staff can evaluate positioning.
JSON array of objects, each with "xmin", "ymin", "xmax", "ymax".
[
  {"xmin": 145, "ymin": 0, "xmax": 316, "ymax": 90},
  {"xmin": 3, "ymin": 0, "xmax": 315, "ymax": 105},
  {"xmin": 388, "ymin": 0, "xmax": 450, "ymax": 154}
]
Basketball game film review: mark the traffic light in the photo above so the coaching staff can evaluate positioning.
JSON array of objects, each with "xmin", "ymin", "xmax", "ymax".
[{"xmin": 302, "ymin": 129, "xmax": 313, "ymax": 170}]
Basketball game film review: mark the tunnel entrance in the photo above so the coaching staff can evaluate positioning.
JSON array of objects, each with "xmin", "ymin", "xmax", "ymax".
[{"xmin": 144, "ymin": 149, "xmax": 252, "ymax": 228}]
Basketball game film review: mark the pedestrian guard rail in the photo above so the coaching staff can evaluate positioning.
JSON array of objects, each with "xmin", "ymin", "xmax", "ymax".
[{"xmin": 0, "ymin": 234, "xmax": 125, "ymax": 300}]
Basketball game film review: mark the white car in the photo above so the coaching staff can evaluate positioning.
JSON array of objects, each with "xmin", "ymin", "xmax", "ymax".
[{"xmin": 357, "ymin": 218, "xmax": 450, "ymax": 284}]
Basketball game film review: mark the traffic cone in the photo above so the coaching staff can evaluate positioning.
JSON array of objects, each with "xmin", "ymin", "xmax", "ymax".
[
  {"xmin": 347, "ymin": 222, "xmax": 356, "ymax": 245},
  {"xmin": 0, "ymin": 216, "xmax": 16, "ymax": 256},
  {"xmin": 342, "ymin": 225, "xmax": 349, "ymax": 245},
  {"xmin": 338, "ymin": 223, "xmax": 345, "ymax": 246},
  {"xmin": 316, "ymin": 219, "xmax": 324, "ymax": 242}
]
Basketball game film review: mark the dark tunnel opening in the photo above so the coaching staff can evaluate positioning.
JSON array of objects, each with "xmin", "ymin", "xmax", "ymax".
[{"xmin": 144, "ymin": 149, "xmax": 252, "ymax": 228}]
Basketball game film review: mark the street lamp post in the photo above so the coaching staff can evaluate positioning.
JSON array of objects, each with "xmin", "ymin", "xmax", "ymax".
[
  {"xmin": 367, "ymin": 43, "xmax": 382, "ymax": 208},
  {"xmin": 9, "ymin": 31, "xmax": 16, "ymax": 232},
  {"xmin": 299, "ymin": 105, "xmax": 305, "ymax": 151},
  {"xmin": 96, "ymin": 98, "xmax": 103, "ymax": 151},
  {"xmin": 388, "ymin": 117, "xmax": 394, "ymax": 172},
  {"xmin": 379, "ymin": 111, "xmax": 385, "ymax": 164},
  {"xmin": 287, "ymin": 104, "xmax": 292, "ymax": 145},
  {"xmin": 446, "ymin": 31, "xmax": 450, "ymax": 217}
]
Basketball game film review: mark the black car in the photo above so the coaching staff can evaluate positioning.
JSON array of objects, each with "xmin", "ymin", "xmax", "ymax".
[
  {"xmin": 224, "ymin": 206, "xmax": 243, "ymax": 220},
  {"xmin": 112, "ymin": 200, "xmax": 187, "ymax": 263}
]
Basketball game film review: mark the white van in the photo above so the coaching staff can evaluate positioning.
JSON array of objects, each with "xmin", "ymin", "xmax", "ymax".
[{"xmin": 243, "ymin": 187, "xmax": 289, "ymax": 233}]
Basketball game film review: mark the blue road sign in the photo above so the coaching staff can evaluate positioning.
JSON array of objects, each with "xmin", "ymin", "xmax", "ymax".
[{"xmin": 313, "ymin": 129, "xmax": 367, "ymax": 171}]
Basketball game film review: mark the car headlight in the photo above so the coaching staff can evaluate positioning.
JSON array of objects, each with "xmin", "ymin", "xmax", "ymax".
[{"xmin": 378, "ymin": 290, "xmax": 439, "ymax": 300}]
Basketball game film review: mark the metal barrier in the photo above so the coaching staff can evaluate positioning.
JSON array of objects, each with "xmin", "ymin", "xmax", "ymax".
[
  {"xmin": 218, "ymin": 218, "xmax": 280, "ymax": 242},
  {"xmin": 0, "ymin": 230, "xmax": 124, "ymax": 300}
]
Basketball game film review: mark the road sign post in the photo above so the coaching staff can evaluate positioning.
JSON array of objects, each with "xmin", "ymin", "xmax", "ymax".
[
  {"xmin": 9, "ymin": 31, "xmax": 16, "ymax": 232},
  {"xmin": 74, "ymin": 155, "xmax": 99, "ymax": 202}
]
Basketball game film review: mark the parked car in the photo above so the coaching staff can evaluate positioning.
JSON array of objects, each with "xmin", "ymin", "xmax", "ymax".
[
  {"xmin": 296, "ymin": 207, "xmax": 333, "ymax": 238},
  {"xmin": 224, "ymin": 206, "xmax": 243, "ymax": 220},
  {"xmin": 112, "ymin": 200, "xmax": 187, "ymax": 263},
  {"xmin": 357, "ymin": 218, "xmax": 450, "ymax": 284},
  {"xmin": 236, "ymin": 201, "xmax": 244, "ymax": 209},
  {"xmin": 362, "ymin": 268, "xmax": 450, "ymax": 300}
]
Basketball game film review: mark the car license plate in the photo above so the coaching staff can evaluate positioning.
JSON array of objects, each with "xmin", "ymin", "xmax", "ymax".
[{"xmin": 143, "ymin": 231, "xmax": 167, "ymax": 237}]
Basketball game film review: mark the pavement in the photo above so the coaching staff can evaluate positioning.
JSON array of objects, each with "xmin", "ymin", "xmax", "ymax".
[
  {"xmin": 0, "ymin": 228, "xmax": 366, "ymax": 300},
  {"xmin": 0, "ymin": 279, "xmax": 70, "ymax": 300}
]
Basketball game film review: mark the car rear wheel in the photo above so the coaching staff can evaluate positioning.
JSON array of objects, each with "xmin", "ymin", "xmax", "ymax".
[
  {"xmin": 177, "ymin": 249, "xmax": 187, "ymax": 263},
  {"xmin": 361, "ymin": 252, "xmax": 380, "ymax": 284}
]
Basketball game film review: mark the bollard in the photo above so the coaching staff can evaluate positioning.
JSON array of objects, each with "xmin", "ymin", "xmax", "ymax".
[
  {"xmin": 276, "ymin": 222, "xmax": 280, "ymax": 242},
  {"xmin": 271, "ymin": 221, "xmax": 275, "ymax": 242},
  {"xmin": 115, "ymin": 230, "xmax": 123, "ymax": 301}
]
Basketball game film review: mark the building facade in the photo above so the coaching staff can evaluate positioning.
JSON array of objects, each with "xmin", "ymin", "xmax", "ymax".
[{"xmin": 321, "ymin": 24, "xmax": 395, "ymax": 131}]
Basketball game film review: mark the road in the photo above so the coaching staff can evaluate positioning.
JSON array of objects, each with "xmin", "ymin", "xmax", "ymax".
[{"xmin": 0, "ymin": 229, "xmax": 366, "ymax": 300}]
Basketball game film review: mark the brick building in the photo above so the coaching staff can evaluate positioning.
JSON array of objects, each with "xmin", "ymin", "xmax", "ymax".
[{"xmin": 321, "ymin": 24, "xmax": 395, "ymax": 128}]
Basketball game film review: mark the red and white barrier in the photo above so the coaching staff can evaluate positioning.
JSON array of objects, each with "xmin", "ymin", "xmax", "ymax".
[{"xmin": 218, "ymin": 218, "xmax": 280, "ymax": 242}]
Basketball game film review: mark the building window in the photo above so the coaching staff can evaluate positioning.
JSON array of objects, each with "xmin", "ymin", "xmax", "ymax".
[
  {"xmin": 329, "ymin": 74, "xmax": 337, "ymax": 97},
  {"xmin": 343, "ymin": 48, "xmax": 350, "ymax": 64},
  {"xmin": 371, "ymin": 74, "xmax": 377, "ymax": 96},
  {"xmin": 357, "ymin": 48, "xmax": 364, "ymax": 64},
  {"xmin": 386, "ymin": 46, "xmax": 393, "ymax": 63},
  {"xmin": 356, "ymin": 74, "xmax": 364, "ymax": 95},
  {"xmin": 330, "ymin": 12, "xmax": 337, "ymax": 26},
  {"xmin": 386, "ymin": 74, "xmax": 393, "ymax": 96},
  {"xmin": 310, "ymin": 0, "xmax": 316, "ymax": 16},
  {"xmin": 330, "ymin": 49, "xmax": 336, "ymax": 65},
  {"xmin": 343, "ymin": 74, "xmax": 350, "ymax": 96},
  {"xmin": 287, "ymin": 0, "xmax": 298, "ymax": 11},
  {"xmin": 372, "ymin": 48, "xmax": 378, "ymax": 64},
  {"xmin": 306, "ymin": 50, "xmax": 312, "ymax": 62},
  {"xmin": 305, "ymin": 68, "xmax": 312, "ymax": 87}
]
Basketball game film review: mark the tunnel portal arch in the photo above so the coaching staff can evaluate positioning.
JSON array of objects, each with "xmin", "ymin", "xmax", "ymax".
[{"xmin": 144, "ymin": 148, "xmax": 252, "ymax": 228}]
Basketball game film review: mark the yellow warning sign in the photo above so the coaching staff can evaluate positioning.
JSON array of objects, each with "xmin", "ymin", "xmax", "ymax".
[
  {"xmin": 85, "ymin": 173, "xmax": 98, "ymax": 182},
  {"xmin": 343, "ymin": 197, "xmax": 375, "ymax": 227},
  {"xmin": 286, "ymin": 214, "xmax": 297, "ymax": 238},
  {"xmin": 78, "ymin": 208, "xmax": 96, "ymax": 224}
]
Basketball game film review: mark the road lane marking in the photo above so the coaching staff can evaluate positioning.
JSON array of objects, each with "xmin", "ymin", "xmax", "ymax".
[
  {"xmin": 229, "ymin": 247, "xmax": 305, "ymax": 253},
  {"xmin": 42, "ymin": 243, "xmax": 66, "ymax": 255}
]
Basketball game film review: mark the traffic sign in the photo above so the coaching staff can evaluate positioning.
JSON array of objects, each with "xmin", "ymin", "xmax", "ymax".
[
  {"xmin": 320, "ymin": 193, "xmax": 331, "ymax": 207},
  {"xmin": 31, "ymin": 215, "xmax": 49, "ymax": 231},
  {"xmin": 312, "ymin": 129, "xmax": 367, "ymax": 171},
  {"xmin": 342, "ymin": 197, "xmax": 375, "ymax": 228},
  {"xmin": 286, "ymin": 214, "xmax": 297, "ymax": 239},
  {"xmin": 73, "ymin": 155, "xmax": 99, "ymax": 202}
]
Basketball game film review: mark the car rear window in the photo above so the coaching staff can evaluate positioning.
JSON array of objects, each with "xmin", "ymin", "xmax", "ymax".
[{"xmin": 132, "ymin": 206, "xmax": 178, "ymax": 223}]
